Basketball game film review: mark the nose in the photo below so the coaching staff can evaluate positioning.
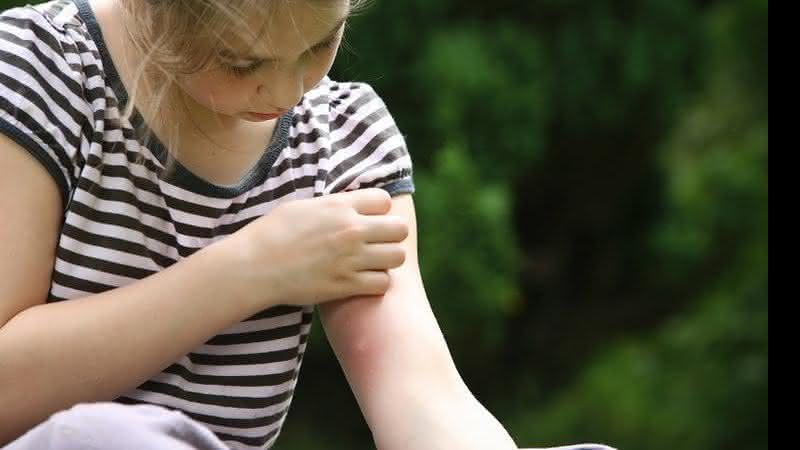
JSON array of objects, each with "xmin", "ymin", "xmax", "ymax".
[{"xmin": 256, "ymin": 66, "xmax": 305, "ymax": 112}]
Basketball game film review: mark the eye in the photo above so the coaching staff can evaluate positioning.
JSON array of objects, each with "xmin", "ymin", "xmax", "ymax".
[
  {"xmin": 304, "ymin": 36, "xmax": 342, "ymax": 59},
  {"xmin": 315, "ymin": 36, "xmax": 341, "ymax": 52},
  {"xmin": 222, "ymin": 59, "xmax": 267, "ymax": 78},
  {"xmin": 221, "ymin": 35, "xmax": 342, "ymax": 78}
]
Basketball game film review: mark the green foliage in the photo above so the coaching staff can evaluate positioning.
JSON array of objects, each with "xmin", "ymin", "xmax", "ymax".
[
  {"xmin": 415, "ymin": 142, "xmax": 522, "ymax": 355},
  {"xmin": 651, "ymin": 0, "xmax": 768, "ymax": 284},
  {"xmin": 522, "ymin": 0, "xmax": 706, "ymax": 137},
  {"xmin": 412, "ymin": 23, "xmax": 550, "ymax": 181},
  {"xmin": 510, "ymin": 233, "xmax": 767, "ymax": 450},
  {"xmin": 0, "ymin": 0, "xmax": 767, "ymax": 448},
  {"xmin": 505, "ymin": 1, "xmax": 768, "ymax": 448}
]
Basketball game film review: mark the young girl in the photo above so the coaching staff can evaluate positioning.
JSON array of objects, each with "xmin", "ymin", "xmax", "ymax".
[{"xmin": 0, "ymin": 1, "xmax": 613, "ymax": 449}]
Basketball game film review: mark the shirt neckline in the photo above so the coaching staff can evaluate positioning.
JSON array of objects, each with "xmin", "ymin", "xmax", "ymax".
[{"xmin": 72, "ymin": 0, "xmax": 292, "ymax": 198}]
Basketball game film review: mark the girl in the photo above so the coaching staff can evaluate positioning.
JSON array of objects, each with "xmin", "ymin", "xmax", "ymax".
[{"xmin": 0, "ymin": 0, "xmax": 613, "ymax": 449}]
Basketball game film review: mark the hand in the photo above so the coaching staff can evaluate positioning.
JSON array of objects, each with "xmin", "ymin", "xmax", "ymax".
[{"xmin": 220, "ymin": 188, "xmax": 409, "ymax": 309}]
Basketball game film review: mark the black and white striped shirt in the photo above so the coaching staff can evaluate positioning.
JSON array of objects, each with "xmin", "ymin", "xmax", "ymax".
[{"xmin": 0, "ymin": 1, "xmax": 415, "ymax": 448}]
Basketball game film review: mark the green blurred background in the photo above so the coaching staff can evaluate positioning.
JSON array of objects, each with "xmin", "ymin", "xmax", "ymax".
[{"xmin": 2, "ymin": 0, "xmax": 768, "ymax": 448}]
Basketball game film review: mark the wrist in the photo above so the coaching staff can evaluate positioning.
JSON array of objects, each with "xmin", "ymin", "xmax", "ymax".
[
  {"xmin": 373, "ymin": 385, "xmax": 517, "ymax": 450},
  {"xmin": 198, "ymin": 238, "xmax": 272, "ymax": 315}
]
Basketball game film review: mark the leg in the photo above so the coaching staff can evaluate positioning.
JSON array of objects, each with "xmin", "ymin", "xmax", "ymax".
[
  {"xmin": 522, "ymin": 445, "xmax": 617, "ymax": 450},
  {"xmin": 2, "ymin": 402, "xmax": 229, "ymax": 450}
]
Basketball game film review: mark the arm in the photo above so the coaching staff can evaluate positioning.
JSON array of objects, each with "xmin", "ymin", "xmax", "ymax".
[
  {"xmin": 0, "ymin": 137, "xmax": 267, "ymax": 444},
  {"xmin": 317, "ymin": 194, "xmax": 518, "ymax": 449}
]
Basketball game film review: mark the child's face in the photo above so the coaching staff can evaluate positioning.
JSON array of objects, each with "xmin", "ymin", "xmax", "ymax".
[{"xmin": 175, "ymin": 1, "xmax": 350, "ymax": 125}]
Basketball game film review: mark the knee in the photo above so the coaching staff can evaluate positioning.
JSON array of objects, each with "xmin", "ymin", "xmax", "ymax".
[
  {"xmin": 14, "ymin": 402, "xmax": 219, "ymax": 450},
  {"xmin": 561, "ymin": 446, "xmax": 618, "ymax": 450},
  {"xmin": 528, "ymin": 446, "xmax": 617, "ymax": 450}
]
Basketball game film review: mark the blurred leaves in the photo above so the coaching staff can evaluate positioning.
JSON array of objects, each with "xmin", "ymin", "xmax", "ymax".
[
  {"xmin": 512, "ymin": 226, "xmax": 767, "ymax": 449},
  {"xmin": 507, "ymin": 1, "xmax": 768, "ymax": 448},
  {"xmin": 412, "ymin": 23, "xmax": 549, "ymax": 181},
  {"xmin": 415, "ymin": 141, "xmax": 522, "ymax": 355},
  {"xmin": 0, "ymin": 0, "xmax": 767, "ymax": 448}
]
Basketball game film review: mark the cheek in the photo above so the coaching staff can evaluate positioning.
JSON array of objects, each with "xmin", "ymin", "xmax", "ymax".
[
  {"xmin": 181, "ymin": 73, "xmax": 251, "ymax": 112},
  {"xmin": 305, "ymin": 52, "xmax": 338, "ymax": 90}
]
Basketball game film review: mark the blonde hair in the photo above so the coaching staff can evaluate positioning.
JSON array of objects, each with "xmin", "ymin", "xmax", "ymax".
[{"xmin": 115, "ymin": 0, "xmax": 371, "ymax": 180}]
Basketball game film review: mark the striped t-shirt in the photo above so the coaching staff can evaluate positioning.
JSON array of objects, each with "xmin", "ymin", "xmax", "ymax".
[{"xmin": 0, "ymin": 1, "xmax": 415, "ymax": 448}]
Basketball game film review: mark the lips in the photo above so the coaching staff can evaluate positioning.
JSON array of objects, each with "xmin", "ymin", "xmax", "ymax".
[{"xmin": 248, "ymin": 112, "xmax": 282, "ymax": 120}]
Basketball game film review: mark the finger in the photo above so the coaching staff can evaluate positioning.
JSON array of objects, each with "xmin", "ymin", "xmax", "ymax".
[
  {"xmin": 354, "ymin": 270, "xmax": 392, "ymax": 296},
  {"xmin": 352, "ymin": 243, "xmax": 406, "ymax": 271},
  {"xmin": 361, "ymin": 216, "xmax": 409, "ymax": 243},
  {"xmin": 339, "ymin": 188, "xmax": 392, "ymax": 216}
]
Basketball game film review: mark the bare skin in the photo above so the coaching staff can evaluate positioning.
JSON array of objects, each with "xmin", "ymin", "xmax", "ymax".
[{"xmin": 91, "ymin": 0, "xmax": 349, "ymax": 184}]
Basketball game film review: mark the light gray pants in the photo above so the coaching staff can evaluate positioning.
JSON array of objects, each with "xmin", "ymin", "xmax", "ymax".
[
  {"xmin": 2, "ymin": 402, "xmax": 229, "ymax": 450},
  {"xmin": 3, "ymin": 402, "xmax": 617, "ymax": 450}
]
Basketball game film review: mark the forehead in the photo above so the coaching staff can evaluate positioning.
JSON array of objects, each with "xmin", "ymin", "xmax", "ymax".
[{"xmin": 224, "ymin": 0, "xmax": 351, "ymax": 60}]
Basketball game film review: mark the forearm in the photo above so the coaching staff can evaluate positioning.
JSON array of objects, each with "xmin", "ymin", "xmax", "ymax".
[
  {"xmin": 320, "ymin": 283, "xmax": 516, "ymax": 449},
  {"xmin": 373, "ymin": 385, "xmax": 518, "ymax": 450},
  {"xmin": 320, "ymin": 291, "xmax": 514, "ymax": 449},
  {"xmin": 0, "ymin": 242, "xmax": 264, "ymax": 445},
  {"xmin": 319, "ymin": 283, "xmax": 467, "ymax": 432},
  {"xmin": 319, "ymin": 195, "xmax": 516, "ymax": 448}
]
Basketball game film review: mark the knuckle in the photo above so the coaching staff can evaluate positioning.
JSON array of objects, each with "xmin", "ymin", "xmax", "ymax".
[
  {"xmin": 398, "ymin": 220, "xmax": 410, "ymax": 239},
  {"xmin": 365, "ymin": 188, "xmax": 391, "ymax": 210},
  {"xmin": 325, "ymin": 195, "xmax": 349, "ymax": 210},
  {"xmin": 377, "ymin": 272, "xmax": 391, "ymax": 290},
  {"xmin": 340, "ymin": 223, "xmax": 366, "ymax": 242},
  {"xmin": 395, "ymin": 249, "xmax": 407, "ymax": 266},
  {"xmin": 378, "ymin": 191, "xmax": 392, "ymax": 208},
  {"xmin": 367, "ymin": 186, "xmax": 389, "ymax": 198}
]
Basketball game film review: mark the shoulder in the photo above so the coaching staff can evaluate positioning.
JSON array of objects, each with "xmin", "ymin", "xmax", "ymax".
[
  {"xmin": 0, "ymin": 1, "xmax": 95, "ymax": 131},
  {"xmin": 0, "ymin": 0, "xmax": 99, "ymax": 124},
  {"xmin": 0, "ymin": 1, "xmax": 96, "ymax": 205},
  {"xmin": 299, "ymin": 76, "xmax": 393, "ymax": 125},
  {"xmin": 298, "ymin": 76, "xmax": 404, "ymax": 152},
  {"xmin": 16, "ymin": 0, "xmax": 83, "ymax": 27},
  {"xmin": 292, "ymin": 76, "xmax": 400, "ymax": 157},
  {"xmin": 298, "ymin": 77, "xmax": 414, "ymax": 197},
  {"xmin": 0, "ymin": 1, "xmax": 91, "ymax": 85},
  {"xmin": 1, "ymin": 1, "xmax": 81, "ymax": 47}
]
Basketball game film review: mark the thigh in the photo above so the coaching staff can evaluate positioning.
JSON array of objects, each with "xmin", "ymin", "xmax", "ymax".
[
  {"xmin": 523, "ymin": 445, "xmax": 617, "ymax": 450},
  {"xmin": 2, "ymin": 402, "xmax": 229, "ymax": 450}
]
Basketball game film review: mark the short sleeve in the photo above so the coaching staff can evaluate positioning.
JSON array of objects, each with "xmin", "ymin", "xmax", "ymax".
[
  {"xmin": 0, "ymin": 6, "xmax": 88, "ymax": 209},
  {"xmin": 320, "ymin": 82, "xmax": 415, "ymax": 197}
]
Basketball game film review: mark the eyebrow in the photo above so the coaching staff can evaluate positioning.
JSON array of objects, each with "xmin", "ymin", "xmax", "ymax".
[{"xmin": 220, "ymin": 16, "xmax": 349, "ymax": 64}]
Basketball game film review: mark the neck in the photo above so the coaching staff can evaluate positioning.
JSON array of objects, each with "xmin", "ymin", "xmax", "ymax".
[{"xmin": 173, "ymin": 88, "xmax": 249, "ymax": 138}]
